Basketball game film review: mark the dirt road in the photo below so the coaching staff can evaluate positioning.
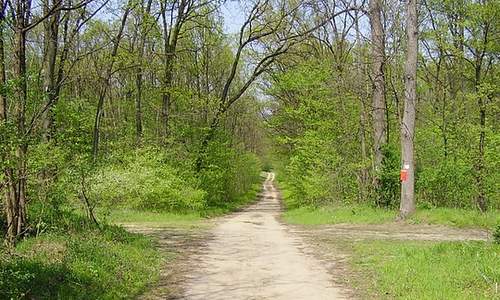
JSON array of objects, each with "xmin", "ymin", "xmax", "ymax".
[{"xmin": 182, "ymin": 172, "xmax": 348, "ymax": 300}]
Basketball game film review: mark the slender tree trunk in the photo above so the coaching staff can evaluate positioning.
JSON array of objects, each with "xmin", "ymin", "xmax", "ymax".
[
  {"xmin": 41, "ymin": 0, "xmax": 60, "ymax": 142},
  {"xmin": 0, "ymin": 0, "xmax": 6, "ymax": 121},
  {"xmin": 474, "ymin": 63, "xmax": 487, "ymax": 211},
  {"xmin": 354, "ymin": 6, "xmax": 369, "ymax": 199},
  {"xmin": 92, "ymin": 5, "xmax": 131, "ymax": 160},
  {"xmin": 399, "ymin": 0, "xmax": 418, "ymax": 219},
  {"xmin": 0, "ymin": 0, "xmax": 16, "ymax": 242},
  {"xmin": 160, "ymin": 0, "xmax": 185, "ymax": 139},
  {"xmin": 134, "ymin": 0, "xmax": 153, "ymax": 142},
  {"xmin": 6, "ymin": 0, "xmax": 30, "ymax": 241},
  {"xmin": 369, "ymin": 0, "xmax": 387, "ymax": 187}
]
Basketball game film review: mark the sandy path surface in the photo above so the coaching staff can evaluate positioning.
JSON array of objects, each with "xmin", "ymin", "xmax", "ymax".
[{"xmin": 182, "ymin": 172, "xmax": 348, "ymax": 300}]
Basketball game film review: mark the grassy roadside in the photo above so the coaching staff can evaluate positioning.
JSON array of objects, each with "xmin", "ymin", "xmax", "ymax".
[
  {"xmin": 283, "ymin": 205, "xmax": 500, "ymax": 229},
  {"xmin": 277, "ymin": 181, "xmax": 499, "ymax": 229},
  {"xmin": 0, "ymin": 178, "xmax": 265, "ymax": 299},
  {"xmin": 104, "ymin": 182, "xmax": 263, "ymax": 227},
  {"xmin": 0, "ymin": 213, "xmax": 161, "ymax": 299},
  {"xmin": 277, "ymin": 181, "xmax": 500, "ymax": 299},
  {"xmin": 344, "ymin": 239, "xmax": 500, "ymax": 299}
]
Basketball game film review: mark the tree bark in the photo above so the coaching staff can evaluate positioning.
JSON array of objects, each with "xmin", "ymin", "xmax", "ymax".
[
  {"xmin": 368, "ymin": 0, "xmax": 387, "ymax": 187},
  {"xmin": 0, "ymin": 0, "xmax": 16, "ymax": 243},
  {"xmin": 41, "ymin": 0, "xmax": 60, "ymax": 142},
  {"xmin": 399, "ymin": 0, "xmax": 418, "ymax": 219},
  {"xmin": 0, "ymin": 0, "xmax": 6, "ymax": 121},
  {"xmin": 4, "ymin": 0, "xmax": 30, "ymax": 241}
]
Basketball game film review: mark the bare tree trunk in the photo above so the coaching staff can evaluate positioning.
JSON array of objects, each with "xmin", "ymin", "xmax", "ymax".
[
  {"xmin": 399, "ymin": 0, "xmax": 418, "ymax": 219},
  {"xmin": 368, "ymin": 0, "xmax": 387, "ymax": 188}
]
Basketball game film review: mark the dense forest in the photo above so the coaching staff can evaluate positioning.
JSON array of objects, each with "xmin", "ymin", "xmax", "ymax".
[{"xmin": 0, "ymin": 0, "xmax": 498, "ymax": 298}]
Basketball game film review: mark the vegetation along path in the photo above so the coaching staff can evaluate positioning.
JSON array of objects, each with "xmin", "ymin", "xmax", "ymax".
[{"xmin": 181, "ymin": 172, "xmax": 349, "ymax": 299}]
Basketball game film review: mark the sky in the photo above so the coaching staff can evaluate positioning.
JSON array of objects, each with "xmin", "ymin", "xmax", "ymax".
[{"xmin": 221, "ymin": 1, "xmax": 246, "ymax": 34}]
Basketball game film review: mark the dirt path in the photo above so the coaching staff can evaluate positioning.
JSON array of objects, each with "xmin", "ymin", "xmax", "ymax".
[
  {"xmin": 182, "ymin": 172, "xmax": 349, "ymax": 300},
  {"xmin": 294, "ymin": 222, "xmax": 490, "ymax": 242}
]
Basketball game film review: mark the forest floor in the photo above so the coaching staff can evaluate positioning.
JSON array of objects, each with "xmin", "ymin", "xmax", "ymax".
[{"xmin": 123, "ymin": 173, "xmax": 496, "ymax": 299}]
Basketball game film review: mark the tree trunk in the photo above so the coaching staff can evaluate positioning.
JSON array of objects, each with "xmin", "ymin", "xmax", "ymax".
[
  {"xmin": 368, "ymin": 0, "xmax": 387, "ymax": 187},
  {"xmin": 0, "ymin": 0, "xmax": 16, "ymax": 242},
  {"xmin": 399, "ymin": 0, "xmax": 418, "ymax": 219},
  {"xmin": 474, "ymin": 63, "xmax": 487, "ymax": 211},
  {"xmin": 134, "ymin": 0, "xmax": 153, "ymax": 142},
  {"xmin": 0, "ymin": 0, "xmax": 6, "ymax": 121},
  {"xmin": 160, "ymin": 0, "xmax": 185, "ymax": 139},
  {"xmin": 5, "ymin": 0, "xmax": 30, "ymax": 241},
  {"xmin": 92, "ymin": 5, "xmax": 131, "ymax": 160},
  {"xmin": 354, "ymin": 6, "xmax": 369, "ymax": 200},
  {"xmin": 41, "ymin": 0, "xmax": 60, "ymax": 142}
]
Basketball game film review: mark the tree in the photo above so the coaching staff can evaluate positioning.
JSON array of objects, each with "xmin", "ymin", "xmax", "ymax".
[
  {"xmin": 399, "ymin": 0, "xmax": 418, "ymax": 219},
  {"xmin": 369, "ymin": 0, "xmax": 387, "ymax": 189},
  {"xmin": 92, "ymin": 2, "xmax": 132, "ymax": 160}
]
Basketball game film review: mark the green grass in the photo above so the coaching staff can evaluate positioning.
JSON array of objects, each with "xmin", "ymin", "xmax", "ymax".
[
  {"xmin": 348, "ymin": 240, "xmax": 500, "ymax": 299},
  {"xmin": 278, "ymin": 176, "xmax": 499, "ymax": 229},
  {"xmin": 410, "ymin": 207, "xmax": 500, "ymax": 228},
  {"xmin": 0, "ymin": 223, "xmax": 161, "ymax": 299},
  {"xmin": 283, "ymin": 205, "xmax": 500, "ymax": 229},
  {"xmin": 105, "ymin": 209, "xmax": 204, "ymax": 227},
  {"xmin": 283, "ymin": 205, "xmax": 396, "ymax": 225}
]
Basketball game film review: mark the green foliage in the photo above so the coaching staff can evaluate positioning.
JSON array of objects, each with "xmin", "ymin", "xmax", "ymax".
[
  {"xmin": 198, "ymin": 135, "xmax": 262, "ymax": 208},
  {"xmin": 417, "ymin": 159, "xmax": 476, "ymax": 208},
  {"xmin": 493, "ymin": 225, "xmax": 500, "ymax": 244},
  {"xmin": 351, "ymin": 241, "xmax": 500, "ymax": 299},
  {"xmin": 280, "ymin": 184, "xmax": 500, "ymax": 228},
  {"xmin": 90, "ymin": 148, "xmax": 206, "ymax": 212},
  {"xmin": 285, "ymin": 129, "xmax": 341, "ymax": 206},
  {"xmin": 375, "ymin": 144, "xmax": 400, "ymax": 208},
  {"xmin": 270, "ymin": 60, "xmax": 361, "ymax": 207}
]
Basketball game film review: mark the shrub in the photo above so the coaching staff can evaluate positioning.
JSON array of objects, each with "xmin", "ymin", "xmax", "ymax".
[
  {"xmin": 375, "ymin": 144, "xmax": 400, "ymax": 208},
  {"xmin": 90, "ymin": 149, "xmax": 206, "ymax": 212},
  {"xmin": 198, "ymin": 136, "xmax": 262, "ymax": 207}
]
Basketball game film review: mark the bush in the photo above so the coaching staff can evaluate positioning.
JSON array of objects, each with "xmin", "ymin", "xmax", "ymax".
[
  {"xmin": 198, "ymin": 136, "xmax": 262, "ymax": 207},
  {"xmin": 90, "ymin": 148, "xmax": 206, "ymax": 212},
  {"xmin": 375, "ymin": 144, "xmax": 400, "ymax": 208},
  {"xmin": 417, "ymin": 158, "xmax": 475, "ymax": 208}
]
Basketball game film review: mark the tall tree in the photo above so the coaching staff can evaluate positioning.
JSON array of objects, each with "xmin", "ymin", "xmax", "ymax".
[
  {"xmin": 134, "ymin": 0, "xmax": 153, "ymax": 142},
  {"xmin": 369, "ymin": 0, "xmax": 387, "ymax": 188},
  {"xmin": 399, "ymin": 0, "xmax": 418, "ymax": 218}
]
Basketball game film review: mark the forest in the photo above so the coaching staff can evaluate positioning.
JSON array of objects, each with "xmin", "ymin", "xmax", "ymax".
[{"xmin": 0, "ymin": 0, "xmax": 498, "ymax": 299}]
